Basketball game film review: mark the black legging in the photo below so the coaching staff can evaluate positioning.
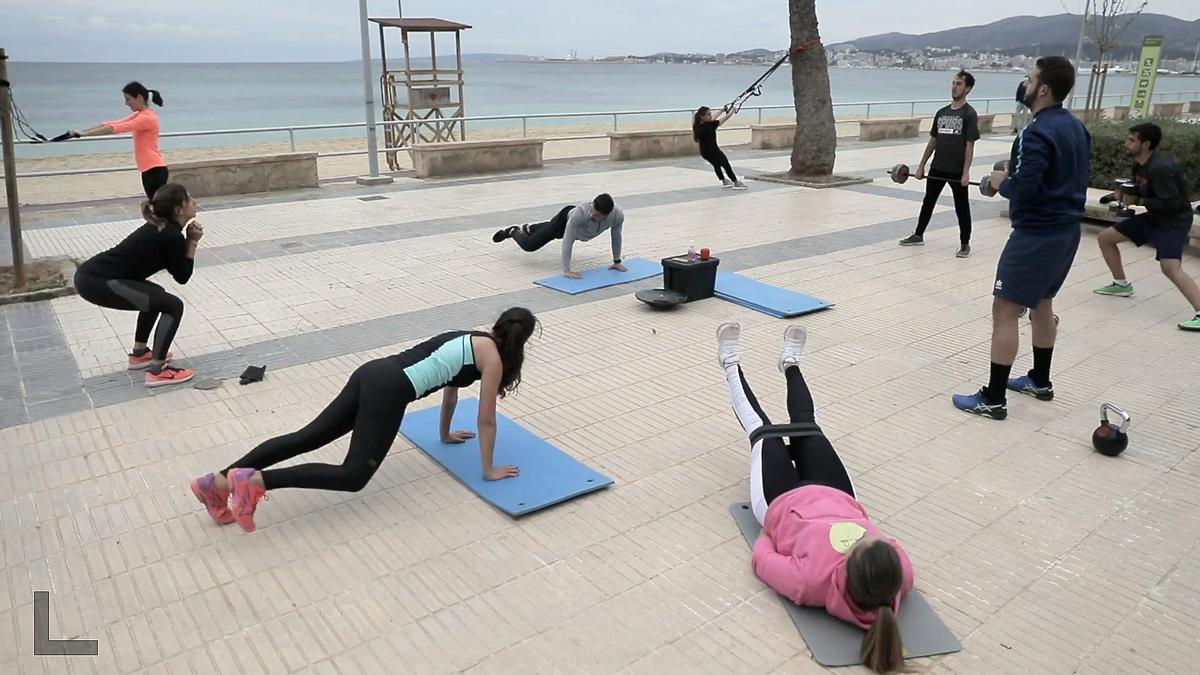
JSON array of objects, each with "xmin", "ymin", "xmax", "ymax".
[
  {"xmin": 739, "ymin": 365, "xmax": 856, "ymax": 502},
  {"xmin": 223, "ymin": 358, "xmax": 414, "ymax": 492},
  {"xmin": 74, "ymin": 269, "xmax": 184, "ymax": 362},
  {"xmin": 914, "ymin": 169, "xmax": 972, "ymax": 246},
  {"xmin": 512, "ymin": 205, "xmax": 573, "ymax": 252},
  {"xmin": 701, "ymin": 148, "xmax": 738, "ymax": 182},
  {"xmin": 141, "ymin": 166, "xmax": 169, "ymax": 201}
]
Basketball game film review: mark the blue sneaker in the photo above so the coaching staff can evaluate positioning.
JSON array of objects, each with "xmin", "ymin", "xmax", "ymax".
[
  {"xmin": 951, "ymin": 389, "xmax": 1008, "ymax": 420},
  {"xmin": 1007, "ymin": 375, "xmax": 1054, "ymax": 401}
]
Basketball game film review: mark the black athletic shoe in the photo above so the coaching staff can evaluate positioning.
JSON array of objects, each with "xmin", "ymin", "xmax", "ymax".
[
  {"xmin": 492, "ymin": 226, "xmax": 517, "ymax": 243},
  {"xmin": 899, "ymin": 234, "xmax": 924, "ymax": 246}
]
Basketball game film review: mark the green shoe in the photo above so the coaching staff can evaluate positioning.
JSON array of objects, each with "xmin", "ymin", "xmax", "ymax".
[
  {"xmin": 1093, "ymin": 282, "xmax": 1134, "ymax": 297},
  {"xmin": 1179, "ymin": 314, "xmax": 1200, "ymax": 332}
]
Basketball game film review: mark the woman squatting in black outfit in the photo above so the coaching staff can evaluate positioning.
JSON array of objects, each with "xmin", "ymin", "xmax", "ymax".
[{"xmin": 73, "ymin": 183, "xmax": 201, "ymax": 387}]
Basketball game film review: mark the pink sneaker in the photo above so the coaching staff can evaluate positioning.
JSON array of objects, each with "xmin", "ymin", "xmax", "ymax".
[
  {"xmin": 128, "ymin": 350, "xmax": 173, "ymax": 370},
  {"xmin": 189, "ymin": 473, "xmax": 235, "ymax": 525},
  {"xmin": 145, "ymin": 365, "xmax": 194, "ymax": 388},
  {"xmin": 228, "ymin": 468, "xmax": 268, "ymax": 532}
]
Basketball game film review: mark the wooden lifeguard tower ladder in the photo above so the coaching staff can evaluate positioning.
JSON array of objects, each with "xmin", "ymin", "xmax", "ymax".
[{"xmin": 368, "ymin": 17, "xmax": 472, "ymax": 171}]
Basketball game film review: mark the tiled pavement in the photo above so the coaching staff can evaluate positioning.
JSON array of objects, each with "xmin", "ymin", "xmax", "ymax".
[{"xmin": 0, "ymin": 135, "xmax": 1198, "ymax": 674}]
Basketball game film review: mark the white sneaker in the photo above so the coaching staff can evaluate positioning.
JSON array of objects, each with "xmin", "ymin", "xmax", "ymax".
[
  {"xmin": 716, "ymin": 322, "xmax": 742, "ymax": 368},
  {"xmin": 721, "ymin": 179, "xmax": 733, "ymax": 188},
  {"xmin": 778, "ymin": 325, "xmax": 807, "ymax": 373}
]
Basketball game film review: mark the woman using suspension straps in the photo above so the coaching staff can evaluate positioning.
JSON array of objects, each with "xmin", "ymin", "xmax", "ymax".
[
  {"xmin": 73, "ymin": 183, "xmax": 201, "ymax": 388},
  {"xmin": 66, "ymin": 82, "xmax": 168, "ymax": 200},
  {"xmin": 716, "ymin": 322, "xmax": 913, "ymax": 674},
  {"xmin": 693, "ymin": 105, "xmax": 747, "ymax": 190},
  {"xmin": 190, "ymin": 307, "xmax": 539, "ymax": 533}
]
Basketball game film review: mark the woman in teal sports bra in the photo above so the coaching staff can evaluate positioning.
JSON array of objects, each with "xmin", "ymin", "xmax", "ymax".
[{"xmin": 189, "ymin": 307, "xmax": 538, "ymax": 532}]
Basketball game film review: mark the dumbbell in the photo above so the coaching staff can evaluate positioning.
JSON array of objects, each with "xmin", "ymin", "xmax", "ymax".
[
  {"xmin": 977, "ymin": 160, "xmax": 1008, "ymax": 198},
  {"xmin": 1100, "ymin": 178, "xmax": 1137, "ymax": 217},
  {"xmin": 887, "ymin": 162, "xmax": 1005, "ymax": 198}
]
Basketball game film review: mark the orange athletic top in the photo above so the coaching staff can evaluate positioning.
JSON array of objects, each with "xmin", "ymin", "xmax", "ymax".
[{"xmin": 103, "ymin": 108, "xmax": 166, "ymax": 172}]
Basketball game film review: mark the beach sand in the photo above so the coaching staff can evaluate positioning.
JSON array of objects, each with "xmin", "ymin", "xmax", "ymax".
[{"xmin": 4, "ymin": 113, "xmax": 1013, "ymax": 206}]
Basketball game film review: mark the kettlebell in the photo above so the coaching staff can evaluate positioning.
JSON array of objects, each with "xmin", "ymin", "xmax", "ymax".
[{"xmin": 1091, "ymin": 403, "xmax": 1130, "ymax": 457}]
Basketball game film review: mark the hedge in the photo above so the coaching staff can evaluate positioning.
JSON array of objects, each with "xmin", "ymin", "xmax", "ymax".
[{"xmin": 1085, "ymin": 118, "xmax": 1200, "ymax": 198}]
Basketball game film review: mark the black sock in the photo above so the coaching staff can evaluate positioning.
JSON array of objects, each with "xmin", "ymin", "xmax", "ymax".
[
  {"xmin": 1029, "ymin": 346, "xmax": 1053, "ymax": 387},
  {"xmin": 985, "ymin": 362, "xmax": 1012, "ymax": 403},
  {"xmin": 132, "ymin": 347, "xmax": 150, "ymax": 356}
]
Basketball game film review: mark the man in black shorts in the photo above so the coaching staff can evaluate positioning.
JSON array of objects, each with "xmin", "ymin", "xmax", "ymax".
[
  {"xmin": 898, "ymin": 70, "xmax": 980, "ymax": 257},
  {"xmin": 1093, "ymin": 122, "xmax": 1200, "ymax": 331},
  {"xmin": 952, "ymin": 56, "xmax": 1090, "ymax": 420}
]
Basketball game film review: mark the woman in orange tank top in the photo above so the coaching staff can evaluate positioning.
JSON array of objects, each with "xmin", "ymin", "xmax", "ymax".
[{"xmin": 69, "ymin": 81, "xmax": 169, "ymax": 200}]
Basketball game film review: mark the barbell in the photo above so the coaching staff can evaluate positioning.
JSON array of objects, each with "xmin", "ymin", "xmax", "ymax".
[{"xmin": 886, "ymin": 161, "xmax": 1008, "ymax": 197}]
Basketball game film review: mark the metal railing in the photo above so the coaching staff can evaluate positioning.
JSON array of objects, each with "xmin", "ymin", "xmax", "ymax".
[{"xmin": 10, "ymin": 90, "xmax": 1199, "ymax": 180}]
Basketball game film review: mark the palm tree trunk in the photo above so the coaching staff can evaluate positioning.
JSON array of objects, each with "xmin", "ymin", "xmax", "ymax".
[{"xmin": 789, "ymin": 0, "xmax": 836, "ymax": 176}]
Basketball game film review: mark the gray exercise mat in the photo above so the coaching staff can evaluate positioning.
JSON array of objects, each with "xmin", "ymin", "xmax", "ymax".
[{"xmin": 729, "ymin": 503, "xmax": 961, "ymax": 667}]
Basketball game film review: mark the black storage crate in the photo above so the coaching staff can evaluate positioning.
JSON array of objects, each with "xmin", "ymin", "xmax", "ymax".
[{"xmin": 661, "ymin": 255, "xmax": 719, "ymax": 302}]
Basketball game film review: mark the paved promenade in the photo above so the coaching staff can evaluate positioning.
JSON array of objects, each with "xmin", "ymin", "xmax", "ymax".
[{"xmin": 1, "ymin": 135, "xmax": 1198, "ymax": 674}]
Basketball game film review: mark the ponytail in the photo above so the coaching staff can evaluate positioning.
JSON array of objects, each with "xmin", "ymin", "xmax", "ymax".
[
  {"xmin": 140, "ymin": 200, "xmax": 164, "ymax": 228},
  {"xmin": 692, "ymin": 106, "xmax": 710, "ymax": 142},
  {"xmin": 860, "ymin": 606, "xmax": 903, "ymax": 673},
  {"xmin": 490, "ymin": 307, "xmax": 538, "ymax": 397},
  {"xmin": 122, "ymin": 81, "xmax": 163, "ymax": 107}
]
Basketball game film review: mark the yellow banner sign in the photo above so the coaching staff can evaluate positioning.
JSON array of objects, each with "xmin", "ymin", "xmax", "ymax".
[{"xmin": 1130, "ymin": 35, "xmax": 1164, "ymax": 119}]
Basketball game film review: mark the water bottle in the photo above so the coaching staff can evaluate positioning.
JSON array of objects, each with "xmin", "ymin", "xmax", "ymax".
[{"xmin": 687, "ymin": 240, "xmax": 696, "ymax": 262}]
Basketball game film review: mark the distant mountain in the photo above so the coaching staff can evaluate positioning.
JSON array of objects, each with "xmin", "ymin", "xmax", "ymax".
[{"xmin": 836, "ymin": 13, "xmax": 1200, "ymax": 60}]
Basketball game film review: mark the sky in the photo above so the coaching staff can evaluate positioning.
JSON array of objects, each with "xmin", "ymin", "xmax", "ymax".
[{"xmin": 3, "ymin": 0, "xmax": 1198, "ymax": 62}]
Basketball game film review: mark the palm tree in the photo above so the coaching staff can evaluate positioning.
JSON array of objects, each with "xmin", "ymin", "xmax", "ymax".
[{"xmin": 789, "ymin": 0, "xmax": 836, "ymax": 176}]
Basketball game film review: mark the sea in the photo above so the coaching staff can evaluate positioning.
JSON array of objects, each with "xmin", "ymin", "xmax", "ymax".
[{"xmin": 8, "ymin": 60, "xmax": 1199, "ymax": 158}]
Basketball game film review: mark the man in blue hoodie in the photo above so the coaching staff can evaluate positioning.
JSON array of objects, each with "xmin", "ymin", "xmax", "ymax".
[{"xmin": 953, "ymin": 56, "xmax": 1091, "ymax": 420}]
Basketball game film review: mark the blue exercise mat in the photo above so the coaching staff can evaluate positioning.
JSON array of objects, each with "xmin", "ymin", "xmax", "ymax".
[
  {"xmin": 399, "ymin": 398, "xmax": 613, "ymax": 516},
  {"xmin": 714, "ymin": 272, "xmax": 833, "ymax": 318},
  {"xmin": 533, "ymin": 257, "xmax": 660, "ymax": 294}
]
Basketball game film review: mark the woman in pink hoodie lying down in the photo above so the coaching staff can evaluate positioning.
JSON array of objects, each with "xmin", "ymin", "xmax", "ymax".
[{"xmin": 716, "ymin": 322, "xmax": 915, "ymax": 674}]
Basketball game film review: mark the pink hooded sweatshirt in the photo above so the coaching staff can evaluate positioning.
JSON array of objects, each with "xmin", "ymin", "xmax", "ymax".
[{"xmin": 751, "ymin": 484, "xmax": 915, "ymax": 629}]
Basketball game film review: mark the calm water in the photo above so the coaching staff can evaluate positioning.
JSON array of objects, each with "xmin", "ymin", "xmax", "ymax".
[{"xmin": 8, "ymin": 60, "xmax": 1199, "ymax": 157}]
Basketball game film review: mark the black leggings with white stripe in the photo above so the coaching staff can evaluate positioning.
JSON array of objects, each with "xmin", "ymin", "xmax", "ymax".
[
  {"xmin": 74, "ymin": 270, "xmax": 184, "ymax": 361},
  {"xmin": 723, "ymin": 363, "xmax": 855, "ymax": 525}
]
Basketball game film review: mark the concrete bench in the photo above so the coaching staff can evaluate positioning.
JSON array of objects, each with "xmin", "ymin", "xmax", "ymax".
[
  {"xmin": 1111, "ymin": 105, "xmax": 1130, "ymax": 121},
  {"xmin": 170, "ymin": 153, "xmax": 318, "ymax": 198},
  {"xmin": 1151, "ymin": 101, "xmax": 1184, "ymax": 117},
  {"xmin": 858, "ymin": 118, "xmax": 920, "ymax": 142},
  {"xmin": 976, "ymin": 113, "xmax": 996, "ymax": 134},
  {"xmin": 749, "ymin": 123, "xmax": 796, "ymax": 150},
  {"xmin": 607, "ymin": 130, "xmax": 696, "ymax": 161},
  {"xmin": 1188, "ymin": 100, "xmax": 1200, "ymax": 114},
  {"xmin": 408, "ymin": 138, "xmax": 544, "ymax": 178}
]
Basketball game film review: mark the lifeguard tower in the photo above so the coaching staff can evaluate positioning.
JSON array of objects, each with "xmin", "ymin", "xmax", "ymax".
[{"xmin": 368, "ymin": 17, "xmax": 471, "ymax": 171}]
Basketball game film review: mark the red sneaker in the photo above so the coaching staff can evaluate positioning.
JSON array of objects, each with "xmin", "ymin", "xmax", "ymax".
[
  {"xmin": 128, "ymin": 350, "xmax": 173, "ymax": 370},
  {"xmin": 228, "ymin": 468, "xmax": 268, "ymax": 533},
  {"xmin": 145, "ymin": 366, "xmax": 194, "ymax": 388},
  {"xmin": 189, "ymin": 473, "xmax": 235, "ymax": 525}
]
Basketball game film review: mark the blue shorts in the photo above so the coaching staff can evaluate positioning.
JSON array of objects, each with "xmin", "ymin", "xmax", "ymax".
[
  {"xmin": 1114, "ymin": 213, "xmax": 1190, "ymax": 261},
  {"xmin": 993, "ymin": 227, "xmax": 1081, "ymax": 308}
]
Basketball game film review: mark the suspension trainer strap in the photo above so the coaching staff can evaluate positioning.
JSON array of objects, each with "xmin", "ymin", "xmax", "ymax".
[{"xmin": 726, "ymin": 39, "xmax": 822, "ymax": 113}]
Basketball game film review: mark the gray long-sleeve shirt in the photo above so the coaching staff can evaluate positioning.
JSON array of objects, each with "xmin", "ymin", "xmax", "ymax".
[{"xmin": 561, "ymin": 202, "xmax": 624, "ymax": 272}]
